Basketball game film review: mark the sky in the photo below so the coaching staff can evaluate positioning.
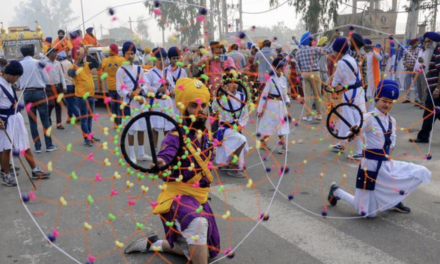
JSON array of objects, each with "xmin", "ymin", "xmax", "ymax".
[{"xmin": 0, "ymin": 0, "xmax": 433, "ymax": 45}]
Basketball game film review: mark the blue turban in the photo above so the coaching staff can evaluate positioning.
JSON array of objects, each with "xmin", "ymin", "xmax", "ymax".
[
  {"xmin": 247, "ymin": 42, "xmax": 253, "ymax": 49},
  {"xmin": 300, "ymin": 32, "xmax": 312, "ymax": 45},
  {"xmin": 45, "ymin": 37, "xmax": 52, "ymax": 43},
  {"xmin": 375, "ymin": 80, "xmax": 399, "ymax": 101},
  {"xmin": 423, "ymin": 31, "xmax": 440, "ymax": 42},
  {"xmin": 167, "ymin": 47, "xmax": 180, "ymax": 59},
  {"xmin": 272, "ymin": 58, "xmax": 285, "ymax": 69},
  {"xmin": 350, "ymin": 33, "xmax": 364, "ymax": 50},
  {"xmin": 364, "ymin": 39, "xmax": 372, "ymax": 45},
  {"xmin": 406, "ymin": 39, "xmax": 411, "ymax": 44},
  {"xmin": 152, "ymin": 47, "xmax": 167, "ymax": 59},
  {"xmin": 332, "ymin": 37, "xmax": 349, "ymax": 53},
  {"xmin": 86, "ymin": 27, "xmax": 94, "ymax": 34},
  {"xmin": 122, "ymin": 41, "xmax": 136, "ymax": 56},
  {"xmin": 4, "ymin": 61, "xmax": 24, "ymax": 76},
  {"xmin": 418, "ymin": 36, "xmax": 424, "ymax": 42},
  {"xmin": 390, "ymin": 42, "xmax": 395, "ymax": 47},
  {"xmin": 57, "ymin": 51, "xmax": 67, "ymax": 59},
  {"xmin": 375, "ymin": 44, "xmax": 382, "ymax": 49}
]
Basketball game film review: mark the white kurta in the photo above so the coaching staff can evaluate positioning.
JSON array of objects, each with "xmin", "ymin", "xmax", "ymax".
[
  {"xmin": 144, "ymin": 67, "xmax": 174, "ymax": 131},
  {"xmin": 212, "ymin": 90, "xmax": 249, "ymax": 168},
  {"xmin": 335, "ymin": 108, "xmax": 431, "ymax": 217},
  {"xmin": 332, "ymin": 54, "xmax": 366, "ymax": 154},
  {"xmin": 257, "ymin": 75, "xmax": 290, "ymax": 136},
  {"xmin": 166, "ymin": 66, "xmax": 188, "ymax": 116},
  {"xmin": 0, "ymin": 78, "xmax": 30, "ymax": 151},
  {"xmin": 116, "ymin": 64, "xmax": 147, "ymax": 133},
  {"xmin": 384, "ymin": 54, "xmax": 396, "ymax": 80}
]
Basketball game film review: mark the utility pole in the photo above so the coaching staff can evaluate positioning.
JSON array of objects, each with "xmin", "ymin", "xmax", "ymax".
[
  {"xmin": 209, "ymin": 0, "xmax": 214, "ymax": 41},
  {"xmin": 80, "ymin": 0, "xmax": 86, "ymax": 34},
  {"xmin": 222, "ymin": 0, "xmax": 228, "ymax": 37},
  {"xmin": 217, "ymin": 0, "xmax": 222, "ymax": 39},
  {"xmin": 100, "ymin": 24, "xmax": 103, "ymax": 39},
  {"xmin": 433, "ymin": 0, "xmax": 438, "ymax": 31},
  {"xmin": 129, "ymin": 17, "xmax": 133, "ymax": 31},
  {"xmin": 238, "ymin": 0, "xmax": 243, "ymax": 31}
]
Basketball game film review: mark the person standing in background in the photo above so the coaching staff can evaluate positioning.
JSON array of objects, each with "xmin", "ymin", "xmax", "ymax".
[{"xmin": 58, "ymin": 51, "xmax": 80, "ymax": 124}]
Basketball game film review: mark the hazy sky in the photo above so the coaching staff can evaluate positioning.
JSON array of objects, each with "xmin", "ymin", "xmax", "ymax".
[{"xmin": 0, "ymin": 0, "xmax": 427, "ymax": 44}]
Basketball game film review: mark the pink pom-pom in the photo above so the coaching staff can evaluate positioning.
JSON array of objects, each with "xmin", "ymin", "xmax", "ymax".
[
  {"xmin": 52, "ymin": 229, "xmax": 60, "ymax": 238},
  {"xmin": 138, "ymin": 79, "xmax": 145, "ymax": 85},
  {"xmin": 208, "ymin": 116, "xmax": 215, "ymax": 125},
  {"xmin": 20, "ymin": 149, "xmax": 26, "ymax": 156},
  {"xmin": 173, "ymin": 195, "xmax": 181, "ymax": 201},
  {"xmin": 112, "ymin": 17, "xmax": 118, "ymax": 21},
  {"xmin": 25, "ymin": 103, "xmax": 33, "ymax": 113},
  {"xmin": 93, "ymin": 113, "xmax": 99, "ymax": 121},
  {"xmin": 45, "ymin": 65, "xmax": 52, "ymax": 73},
  {"xmin": 88, "ymin": 254, "xmax": 96, "ymax": 262},
  {"xmin": 111, "ymin": 189, "xmax": 119, "ymax": 196},
  {"xmin": 196, "ymin": 98, "xmax": 202, "ymax": 106},
  {"xmin": 213, "ymin": 139, "xmax": 219, "ymax": 147},
  {"xmin": 177, "ymin": 85, "xmax": 184, "ymax": 90},
  {"xmin": 128, "ymin": 199, "xmax": 136, "ymax": 206},
  {"xmin": 88, "ymin": 153, "xmax": 94, "ymax": 161},
  {"xmin": 207, "ymin": 161, "xmax": 213, "ymax": 169},
  {"xmin": 95, "ymin": 173, "xmax": 102, "ymax": 181},
  {"xmin": 104, "ymin": 97, "xmax": 112, "ymax": 104},
  {"xmin": 264, "ymin": 73, "xmax": 270, "ymax": 81},
  {"xmin": 196, "ymin": 15, "xmax": 206, "ymax": 22},
  {"xmin": 153, "ymin": 9, "xmax": 162, "ymax": 15},
  {"xmin": 120, "ymin": 84, "xmax": 128, "ymax": 90},
  {"xmin": 249, "ymin": 119, "xmax": 255, "ymax": 124},
  {"xmin": 87, "ymin": 133, "xmax": 93, "ymax": 140},
  {"xmin": 29, "ymin": 191, "xmax": 35, "ymax": 200},
  {"xmin": 192, "ymin": 182, "xmax": 200, "ymax": 188},
  {"xmin": 150, "ymin": 202, "xmax": 158, "ymax": 208}
]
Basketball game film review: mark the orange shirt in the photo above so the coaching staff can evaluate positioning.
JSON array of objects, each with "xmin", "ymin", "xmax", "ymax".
[
  {"xmin": 52, "ymin": 38, "xmax": 72, "ymax": 53},
  {"xmin": 101, "ymin": 55, "xmax": 126, "ymax": 91},
  {"xmin": 83, "ymin": 33, "xmax": 98, "ymax": 46}
]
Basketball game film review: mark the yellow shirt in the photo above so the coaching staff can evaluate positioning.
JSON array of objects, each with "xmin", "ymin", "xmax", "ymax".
[
  {"xmin": 101, "ymin": 55, "xmax": 126, "ymax": 91},
  {"xmin": 70, "ymin": 62, "xmax": 95, "ymax": 97}
]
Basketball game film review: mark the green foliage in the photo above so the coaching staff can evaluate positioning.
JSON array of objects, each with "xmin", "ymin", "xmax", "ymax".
[
  {"xmin": 144, "ymin": 0, "xmax": 204, "ymax": 45},
  {"xmin": 11, "ymin": 0, "xmax": 78, "ymax": 37}
]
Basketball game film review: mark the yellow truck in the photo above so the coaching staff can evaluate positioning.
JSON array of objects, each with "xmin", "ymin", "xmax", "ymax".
[{"xmin": 0, "ymin": 22, "xmax": 44, "ymax": 61}]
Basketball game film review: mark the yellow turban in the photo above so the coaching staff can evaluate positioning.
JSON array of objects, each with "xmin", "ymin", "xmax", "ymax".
[
  {"xmin": 175, "ymin": 78, "xmax": 211, "ymax": 115},
  {"xmin": 318, "ymin": 36, "xmax": 328, "ymax": 46},
  {"xmin": 144, "ymin": 46, "xmax": 151, "ymax": 54}
]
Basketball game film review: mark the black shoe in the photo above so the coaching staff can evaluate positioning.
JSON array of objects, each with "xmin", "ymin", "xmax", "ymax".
[
  {"xmin": 92, "ymin": 137, "xmax": 100, "ymax": 142},
  {"xmin": 327, "ymin": 182, "xmax": 340, "ymax": 206},
  {"xmin": 409, "ymin": 138, "xmax": 429, "ymax": 144},
  {"xmin": 402, "ymin": 100, "xmax": 411, "ymax": 104},
  {"xmin": 124, "ymin": 234, "xmax": 159, "ymax": 254},
  {"xmin": 57, "ymin": 125, "xmax": 65, "ymax": 130},
  {"xmin": 84, "ymin": 140, "xmax": 93, "ymax": 147},
  {"xmin": 32, "ymin": 169, "xmax": 50, "ymax": 180},
  {"xmin": 391, "ymin": 202, "xmax": 411, "ymax": 213}
]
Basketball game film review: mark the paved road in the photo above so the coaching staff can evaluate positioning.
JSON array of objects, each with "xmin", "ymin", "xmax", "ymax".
[{"xmin": 1, "ymin": 97, "xmax": 439, "ymax": 264}]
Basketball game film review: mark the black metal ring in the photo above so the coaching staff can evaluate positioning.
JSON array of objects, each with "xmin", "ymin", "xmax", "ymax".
[
  {"xmin": 326, "ymin": 102, "xmax": 364, "ymax": 140},
  {"xmin": 120, "ymin": 111, "xmax": 184, "ymax": 173},
  {"xmin": 215, "ymin": 81, "xmax": 249, "ymax": 113}
]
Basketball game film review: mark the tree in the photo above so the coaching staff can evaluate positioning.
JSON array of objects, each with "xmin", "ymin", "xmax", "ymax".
[
  {"xmin": 11, "ymin": 0, "xmax": 78, "ymax": 38},
  {"xmin": 404, "ymin": 0, "xmax": 421, "ymax": 40},
  {"xmin": 144, "ymin": 0, "xmax": 204, "ymax": 46},
  {"xmin": 135, "ymin": 16, "xmax": 155, "ymax": 48},
  {"xmin": 246, "ymin": 21, "xmax": 306, "ymax": 45},
  {"xmin": 270, "ymin": 0, "xmax": 346, "ymax": 33},
  {"xmin": 108, "ymin": 27, "xmax": 135, "ymax": 42}
]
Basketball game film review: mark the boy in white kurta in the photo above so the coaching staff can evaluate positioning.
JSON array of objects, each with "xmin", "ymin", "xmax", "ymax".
[
  {"xmin": 144, "ymin": 47, "xmax": 174, "ymax": 150},
  {"xmin": 212, "ymin": 70, "xmax": 249, "ymax": 178},
  {"xmin": 328, "ymin": 80, "xmax": 431, "ymax": 217},
  {"xmin": 0, "ymin": 61, "xmax": 50, "ymax": 187},
  {"xmin": 257, "ymin": 58, "xmax": 291, "ymax": 154},
  {"xmin": 116, "ymin": 42, "xmax": 152, "ymax": 164},
  {"xmin": 166, "ymin": 47, "xmax": 188, "ymax": 116},
  {"xmin": 329, "ymin": 37, "xmax": 366, "ymax": 160}
]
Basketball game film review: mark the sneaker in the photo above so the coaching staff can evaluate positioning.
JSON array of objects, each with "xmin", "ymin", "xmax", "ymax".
[
  {"xmin": 9, "ymin": 164, "xmax": 20, "ymax": 171},
  {"xmin": 227, "ymin": 169, "xmax": 246, "ymax": 178},
  {"xmin": 327, "ymin": 182, "xmax": 340, "ymax": 206},
  {"xmin": 402, "ymin": 100, "xmax": 411, "ymax": 104},
  {"xmin": 348, "ymin": 154, "xmax": 363, "ymax": 160},
  {"xmin": 278, "ymin": 145, "xmax": 286, "ymax": 154},
  {"xmin": 330, "ymin": 144, "xmax": 344, "ymax": 153},
  {"xmin": 46, "ymin": 145, "xmax": 59, "ymax": 152},
  {"xmin": 301, "ymin": 116, "xmax": 313, "ymax": 122},
  {"xmin": 57, "ymin": 125, "xmax": 65, "ymax": 130},
  {"xmin": 391, "ymin": 202, "xmax": 411, "ymax": 213},
  {"xmin": 2, "ymin": 173, "xmax": 17, "ymax": 187},
  {"xmin": 124, "ymin": 234, "xmax": 159, "ymax": 254},
  {"xmin": 315, "ymin": 115, "xmax": 323, "ymax": 121},
  {"xmin": 130, "ymin": 155, "xmax": 137, "ymax": 164},
  {"xmin": 35, "ymin": 146, "xmax": 42, "ymax": 153},
  {"xmin": 138, "ymin": 154, "xmax": 153, "ymax": 162},
  {"xmin": 84, "ymin": 140, "xmax": 93, "ymax": 147},
  {"xmin": 32, "ymin": 169, "xmax": 50, "ymax": 180},
  {"xmin": 92, "ymin": 137, "xmax": 101, "ymax": 142}
]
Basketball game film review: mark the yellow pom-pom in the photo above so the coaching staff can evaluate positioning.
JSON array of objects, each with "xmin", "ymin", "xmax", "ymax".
[
  {"xmin": 84, "ymin": 222, "xmax": 93, "ymax": 230},
  {"xmin": 45, "ymin": 126, "xmax": 52, "ymax": 137},
  {"xmin": 59, "ymin": 196, "xmax": 67, "ymax": 206},
  {"xmin": 115, "ymin": 241, "xmax": 124, "ymax": 248},
  {"xmin": 56, "ymin": 93, "xmax": 64, "ymax": 103},
  {"xmin": 47, "ymin": 161, "xmax": 53, "ymax": 172}
]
